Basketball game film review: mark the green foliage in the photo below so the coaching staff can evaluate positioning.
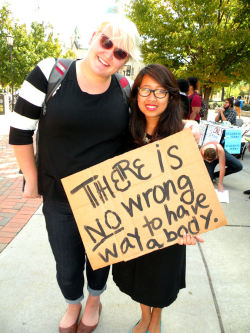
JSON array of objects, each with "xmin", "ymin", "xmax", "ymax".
[
  {"xmin": 210, "ymin": 101, "xmax": 224, "ymax": 109},
  {"xmin": 62, "ymin": 49, "xmax": 77, "ymax": 59},
  {"xmin": 0, "ymin": 5, "xmax": 62, "ymax": 89},
  {"xmin": 225, "ymin": 81, "xmax": 250, "ymax": 99},
  {"xmin": 126, "ymin": 0, "xmax": 250, "ymax": 100},
  {"xmin": 0, "ymin": 5, "xmax": 14, "ymax": 87}
]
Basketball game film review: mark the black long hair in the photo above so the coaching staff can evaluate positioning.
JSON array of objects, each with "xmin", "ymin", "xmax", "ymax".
[{"xmin": 129, "ymin": 64, "xmax": 184, "ymax": 146}]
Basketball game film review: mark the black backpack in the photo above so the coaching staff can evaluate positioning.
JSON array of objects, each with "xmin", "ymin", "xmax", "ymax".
[
  {"xmin": 42, "ymin": 58, "xmax": 131, "ymax": 115},
  {"xmin": 234, "ymin": 99, "xmax": 241, "ymax": 107}
]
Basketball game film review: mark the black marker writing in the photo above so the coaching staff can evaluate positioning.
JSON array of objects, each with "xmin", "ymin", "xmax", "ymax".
[
  {"xmin": 156, "ymin": 143, "xmax": 164, "ymax": 173},
  {"xmin": 167, "ymin": 145, "xmax": 183, "ymax": 170}
]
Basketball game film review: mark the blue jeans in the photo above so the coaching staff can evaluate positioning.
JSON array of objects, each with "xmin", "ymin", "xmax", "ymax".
[
  {"xmin": 42, "ymin": 200, "xmax": 110, "ymax": 304},
  {"xmin": 204, "ymin": 150, "xmax": 243, "ymax": 181}
]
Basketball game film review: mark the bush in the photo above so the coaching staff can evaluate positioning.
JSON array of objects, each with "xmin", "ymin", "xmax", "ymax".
[
  {"xmin": 242, "ymin": 104, "xmax": 250, "ymax": 111},
  {"xmin": 209, "ymin": 101, "xmax": 224, "ymax": 109}
]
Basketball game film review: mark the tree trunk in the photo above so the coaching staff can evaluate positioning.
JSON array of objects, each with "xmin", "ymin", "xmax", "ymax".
[
  {"xmin": 221, "ymin": 87, "xmax": 225, "ymax": 101},
  {"xmin": 201, "ymin": 86, "xmax": 212, "ymax": 120},
  {"xmin": 204, "ymin": 86, "xmax": 212, "ymax": 105}
]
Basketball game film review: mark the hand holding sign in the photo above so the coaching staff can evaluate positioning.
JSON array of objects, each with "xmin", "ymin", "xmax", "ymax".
[{"xmin": 178, "ymin": 232, "xmax": 204, "ymax": 245}]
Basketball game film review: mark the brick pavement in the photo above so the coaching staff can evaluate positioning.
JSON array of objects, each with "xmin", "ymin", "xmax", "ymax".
[{"xmin": 0, "ymin": 133, "xmax": 42, "ymax": 253}]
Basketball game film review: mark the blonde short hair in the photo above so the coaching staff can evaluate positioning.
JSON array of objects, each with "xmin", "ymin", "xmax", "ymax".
[{"xmin": 94, "ymin": 14, "xmax": 141, "ymax": 62}]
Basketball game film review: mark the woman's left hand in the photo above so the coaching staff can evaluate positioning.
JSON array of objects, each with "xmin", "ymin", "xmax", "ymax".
[
  {"xmin": 178, "ymin": 233, "xmax": 204, "ymax": 245},
  {"xmin": 183, "ymin": 120, "xmax": 200, "ymax": 144}
]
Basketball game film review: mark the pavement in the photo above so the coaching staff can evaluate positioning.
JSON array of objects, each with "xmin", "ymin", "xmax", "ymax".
[{"xmin": 0, "ymin": 112, "xmax": 250, "ymax": 333}]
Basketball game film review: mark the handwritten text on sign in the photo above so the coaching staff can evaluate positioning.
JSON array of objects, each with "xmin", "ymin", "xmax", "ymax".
[{"xmin": 62, "ymin": 131, "xmax": 227, "ymax": 270}]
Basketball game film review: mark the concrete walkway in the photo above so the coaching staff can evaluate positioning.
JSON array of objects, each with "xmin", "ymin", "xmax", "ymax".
[{"xmin": 0, "ymin": 113, "xmax": 250, "ymax": 332}]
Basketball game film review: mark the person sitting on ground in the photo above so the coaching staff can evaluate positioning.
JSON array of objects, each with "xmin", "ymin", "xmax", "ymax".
[
  {"xmin": 215, "ymin": 97, "xmax": 237, "ymax": 125},
  {"xmin": 200, "ymin": 141, "xmax": 243, "ymax": 192},
  {"xmin": 177, "ymin": 78, "xmax": 190, "ymax": 119}
]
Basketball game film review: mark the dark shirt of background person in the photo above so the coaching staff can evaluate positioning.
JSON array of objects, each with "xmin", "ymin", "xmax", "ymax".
[{"xmin": 177, "ymin": 79, "xmax": 190, "ymax": 119}]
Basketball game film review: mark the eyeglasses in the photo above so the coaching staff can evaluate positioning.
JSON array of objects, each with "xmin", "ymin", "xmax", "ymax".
[
  {"xmin": 138, "ymin": 87, "xmax": 169, "ymax": 99},
  {"xmin": 99, "ymin": 34, "xmax": 129, "ymax": 60}
]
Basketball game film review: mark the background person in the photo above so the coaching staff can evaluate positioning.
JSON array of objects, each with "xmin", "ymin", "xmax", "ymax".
[
  {"xmin": 200, "ymin": 141, "xmax": 243, "ymax": 192},
  {"xmin": 215, "ymin": 97, "xmax": 237, "ymax": 125},
  {"xmin": 9, "ymin": 14, "xmax": 141, "ymax": 333},
  {"xmin": 177, "ymin": 78, "xmax": 190, "ymax": 119},
  {"xmin": 187, "ymin": 76, "xmax": 202, "ymax": 122},
  {"xmin": 234, "ymin": 95, "xmax": 243, "ymax": 118},
  {"xmin": 113, "ymin": 64, "xmax": 203, "ymax": 333}
]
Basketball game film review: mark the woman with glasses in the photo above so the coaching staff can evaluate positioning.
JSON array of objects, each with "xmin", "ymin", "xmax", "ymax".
[
  {"xmin": 112, "ymin": 64, "xmax": 203, "ymax": 333},
  {"xmin": 9, "ymin": 14, "xmax": 140, "ymax": 333}
]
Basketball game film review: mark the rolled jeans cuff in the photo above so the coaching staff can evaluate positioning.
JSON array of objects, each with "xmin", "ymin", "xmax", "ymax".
[
  {"xmin": 65, "ymin": 294, "xmax": 84, "ymax": 304},
  {"xmin": 87, "ymin": 284, "xmax": 107, "ymax": 296}
]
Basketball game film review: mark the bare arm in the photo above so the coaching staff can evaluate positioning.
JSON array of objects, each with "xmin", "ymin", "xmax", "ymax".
[
  {"xmin": 182, "ymin": 120, "xmax": 201, "ymax": 143},
  {"xmin": 13, "ymin": 144, "xmax": 41, "ymax": 198},
  {"xmin": 189, "ymin": 106, "xmax": 200, "ymax": 120},
  {"xmin": 215, "ymin": 111, "xmax": 221, "ymax": 122},
  {"xmin": 217, "ymin": 144, "xmax": 226, "ymax": 191},
  {"xmin": 216, "ymin": 109, "xmax": 227, "ymax": 123}
]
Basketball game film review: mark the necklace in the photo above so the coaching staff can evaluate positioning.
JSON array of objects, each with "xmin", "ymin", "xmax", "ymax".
[{"xmin": 143, "ymin": 133, "xmax": 152, "ymax": 144}]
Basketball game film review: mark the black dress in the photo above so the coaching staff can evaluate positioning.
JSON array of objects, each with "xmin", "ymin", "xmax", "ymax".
[
  {"xmin": 112, "ymin": 134, "xmax": 186, "ymax": 308},
  {"xmin": 112, "ymin": 243, "xmax": 186, "ymax": 308}
]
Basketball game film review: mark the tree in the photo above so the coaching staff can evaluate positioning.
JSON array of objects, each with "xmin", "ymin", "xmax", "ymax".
[
  {"xmin": 0, "ymin": 5, "xmax": 62, "ymax": 89},
  {"xmin": 0, "ymin": 5, "xmax": 13, "ymax": 88},
  {"xmin": 126, "ymin": 0, "xmax": 250, "ymax": 102},
  {"xmin": 63, "ymin": 49, "xmax": 77, "ymax": 59}
]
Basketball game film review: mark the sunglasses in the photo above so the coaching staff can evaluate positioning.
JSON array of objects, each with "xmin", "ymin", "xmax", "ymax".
[{"xmin": 99, "ymin": 34, "xmax": 129, "ymax": 60}]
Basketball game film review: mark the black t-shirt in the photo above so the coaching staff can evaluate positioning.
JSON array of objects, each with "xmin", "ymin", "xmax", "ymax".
[
  {"xmin": 9, "ymin": 59, "xmax": 129, "ymax": 201},
  {"xmin": 179, "ymin": 93, "xmax": 190, "ymax": 119}
]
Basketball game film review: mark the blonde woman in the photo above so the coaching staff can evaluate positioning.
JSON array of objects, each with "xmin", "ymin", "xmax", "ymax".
[{"xmin": 9, "ymin": 14, "xmax": 140, "ymax": 333}]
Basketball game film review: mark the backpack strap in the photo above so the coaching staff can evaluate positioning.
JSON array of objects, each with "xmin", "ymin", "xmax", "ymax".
[
  {"xmin": 189, "ymin": 92, "xmax": 198, "ymax": 105},
  {"xmin": 42, "ymin": 58, "xmax": 74, "ymax": 115},
  {"xmin": 114, "ymin": 73, "xmax": 131, "ymax": 105}
]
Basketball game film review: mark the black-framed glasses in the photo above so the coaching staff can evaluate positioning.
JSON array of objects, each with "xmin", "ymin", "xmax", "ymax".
[
  {"xmin": 138, "ymin": 87, "xmax": 169, "ymax": 99},
  {"xmin": 99, "ymin": 34, "xmax": 129, "ymax": 60}
]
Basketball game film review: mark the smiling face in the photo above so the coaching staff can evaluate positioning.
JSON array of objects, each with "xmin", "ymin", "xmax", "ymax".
[
  {"xmin": 137, "ymin": 74, "xmax": 169, "ymax": 122},
  {"xmin": 87, "ymin": 26, "xmax": 129, "ymax": 78}
]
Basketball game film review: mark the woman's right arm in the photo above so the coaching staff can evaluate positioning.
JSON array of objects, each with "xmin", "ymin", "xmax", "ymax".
[
  {"xmin": 13, "ymin": 144, "xmax": 40, "ymax": 198},
  {"xmin": 9, "ymin": 57, "xmax": 56, "ymax": 198}
]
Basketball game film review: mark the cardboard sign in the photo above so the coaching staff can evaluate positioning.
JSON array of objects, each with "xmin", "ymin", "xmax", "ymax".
[{"xmin": 62, "ymin": 131, "xmax": 227, "ymax": 270}]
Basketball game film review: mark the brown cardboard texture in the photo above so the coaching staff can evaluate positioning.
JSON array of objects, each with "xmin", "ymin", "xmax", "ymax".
[{"xmin": 61, "ymin": 130, "xmax": 227, "ymax": 270}]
